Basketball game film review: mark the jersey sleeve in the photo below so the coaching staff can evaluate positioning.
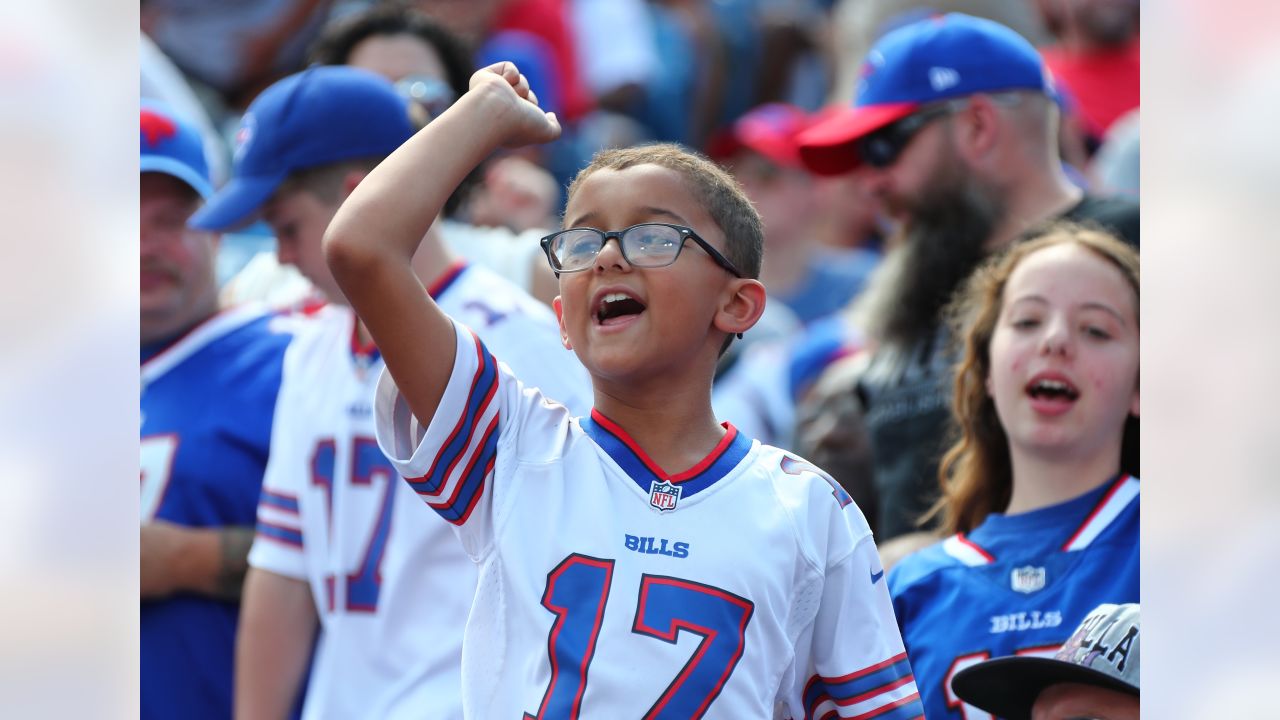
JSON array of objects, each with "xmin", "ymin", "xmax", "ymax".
[
  {"xmin": 247, "ymin": 399, "xmax": 307, "ymax": 580},
  {"xmin": 373, "ymin": 317, "xmax": 564, "ymax": 558},
  {"xmin": 796, "ymin": 536, "xmax": 924, "ymax": 720},
  {"xmin": 469, "ymin": 314, "xmax": 592, "ymax": 419}
]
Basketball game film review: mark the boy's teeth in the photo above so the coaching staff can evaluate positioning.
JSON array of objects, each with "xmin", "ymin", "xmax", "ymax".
[{"xmin": 603, "ymin": 292, "xmax": 629, "ymax": 304}]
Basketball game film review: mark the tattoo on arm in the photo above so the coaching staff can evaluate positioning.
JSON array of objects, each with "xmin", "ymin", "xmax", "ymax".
[{"xmin": 213, "ymin": 526, "xmax": 256, "ymax": 600}]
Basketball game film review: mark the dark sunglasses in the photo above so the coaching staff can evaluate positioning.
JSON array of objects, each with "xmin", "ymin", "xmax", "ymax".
[
  {"xmin": 856, "ymin": 103, "xmax": 959, "ymax": 169},
  {"xmin": 540, "ymin": 223, "xmax": 744, "ymax": 278}
]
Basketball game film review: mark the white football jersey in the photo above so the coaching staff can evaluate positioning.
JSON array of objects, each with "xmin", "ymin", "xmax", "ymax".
[
  {"xmin": 374, "ymin": 318, "xmax": 923, "ymax": 719},
  {"xmin": 250, "ymin": 263, "xmax": 591, "ymax": 720}
]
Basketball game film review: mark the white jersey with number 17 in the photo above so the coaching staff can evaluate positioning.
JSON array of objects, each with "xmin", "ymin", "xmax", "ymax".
[
  {"xmin": 250, "ymin": 263, "xmax": 591, "ymax": 720},
  {"xmin": 374, "ymin": 318, "xmax": 923, "ymax": 720}
]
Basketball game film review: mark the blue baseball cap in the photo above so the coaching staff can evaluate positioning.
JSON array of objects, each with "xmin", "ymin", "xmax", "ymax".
[
  {"xmin": 141, "ymin": 100, "xmax": 213, "ymax": 199},
  {"xmin": 190, "ymin": 65, "xmax": 416, "ymax": 231},
  {"xmin": 798, "ymin": 13, "xmax": 1052, "ymax": 175}
]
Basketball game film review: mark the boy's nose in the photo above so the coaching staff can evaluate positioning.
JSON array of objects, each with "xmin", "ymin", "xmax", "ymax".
[{"xmin": 593, "ymin": 236, "xmax": 631, "ymax": 273}]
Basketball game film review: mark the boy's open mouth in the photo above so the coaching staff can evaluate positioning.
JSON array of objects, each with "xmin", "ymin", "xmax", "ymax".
[{"xmin": 595, "ymin": 291, "xmax": 647, "ymax": 326}]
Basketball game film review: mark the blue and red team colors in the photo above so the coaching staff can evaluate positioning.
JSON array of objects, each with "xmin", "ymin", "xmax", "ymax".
[
  {"xmin": 140, "ymin": 306, "xmax": 291, "ymax": 720},
  {"xmin": 373, "ymin": 318, "xmax": 922, "ymax": 719},
  {"xmin": 888, "ymin": 475, "xmax": 1140, "ymax": 719}
]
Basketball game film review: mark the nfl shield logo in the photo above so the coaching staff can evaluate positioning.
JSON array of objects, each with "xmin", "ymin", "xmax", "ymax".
[
  {"xmin": 1011, "ymin": 566, "xmax": 1047, "ymax": 594},
  {"xmin": 649, "ymin": 481, "xmax": 681, "ymax": 513}
]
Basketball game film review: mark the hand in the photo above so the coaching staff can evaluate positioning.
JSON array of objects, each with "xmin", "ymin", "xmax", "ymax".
[
  {"xmin": 140, "ymin": 520, "xmax": 191, "ymax": 599},
  {"xmin": 469, "ymin": 62, "xmax": 562, "ymax": 149}
]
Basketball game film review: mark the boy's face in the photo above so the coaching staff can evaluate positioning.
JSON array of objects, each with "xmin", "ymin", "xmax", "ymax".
[
  {"xmin": 553, "ymin": 164, "xmax": 742, "ymax": 385},
  {"xmin": 263, "ymin": 187, "xmax": 347, "ymax": 304}
]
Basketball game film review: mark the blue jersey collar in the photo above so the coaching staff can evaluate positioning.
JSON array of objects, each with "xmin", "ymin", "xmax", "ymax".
[{"xmin": 580, "ymin": 409, "xmax": 752, "ymax": 499}]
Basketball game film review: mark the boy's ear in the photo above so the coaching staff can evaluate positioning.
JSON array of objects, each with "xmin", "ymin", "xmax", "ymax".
[
  {"xmin": 552, "ymin": 296, "xmax": 572, "ymax": 350},
  {"xmin": 714, "ymin": 278, "xmax": 767, "ymax": 338}
]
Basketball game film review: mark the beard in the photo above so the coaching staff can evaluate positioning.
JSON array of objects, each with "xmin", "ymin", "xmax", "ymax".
[{"xmin": 858, "ymin": 153, "xmax": 1005, "ymax": 350}]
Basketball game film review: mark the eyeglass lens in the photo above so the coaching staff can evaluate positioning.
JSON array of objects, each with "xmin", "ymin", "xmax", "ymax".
[{"xmin": 551, "ymin": 225, "xmax": 686, "ymax": 270}]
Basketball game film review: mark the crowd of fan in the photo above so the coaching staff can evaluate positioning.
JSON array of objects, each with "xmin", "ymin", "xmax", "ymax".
[{"xmin": 141, "ymin": 1, "xmax": 1141, "ymax": 718}]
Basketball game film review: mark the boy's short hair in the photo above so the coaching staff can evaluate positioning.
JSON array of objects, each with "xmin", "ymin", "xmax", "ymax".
[
  {"xmin": 567, "ymin": 143, "xmax": 765, "ymax": 280},
  {"xmin": 308, "ymin": 4, "xmax": 474, "ymax": 101},
  {"xmin": 277, "ymin": 157, "xmax": 383, "ymax": 205}
]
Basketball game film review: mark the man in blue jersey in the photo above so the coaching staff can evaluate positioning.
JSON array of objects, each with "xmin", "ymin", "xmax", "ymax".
[{"xmin": 140, "ymin": 101, "xmax": 293, "ymax": 719}]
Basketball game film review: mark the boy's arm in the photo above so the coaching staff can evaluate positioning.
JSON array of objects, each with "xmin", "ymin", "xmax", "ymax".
[
  {"xmin": 324, "ymin": 62, "xmax": 561, "ymax": 427},
  {"xmin": 235, "ymin": 567, "xmax": 317, "ymax": 720}
]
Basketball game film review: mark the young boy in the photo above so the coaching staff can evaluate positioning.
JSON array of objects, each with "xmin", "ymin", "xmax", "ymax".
[
  {"xmin": 189, "ymin": 66, "xmax": 591, "ymax": 718},
  {"xmin": 326, "ymin": 62, "xmax": 921, "ymax": 719}
]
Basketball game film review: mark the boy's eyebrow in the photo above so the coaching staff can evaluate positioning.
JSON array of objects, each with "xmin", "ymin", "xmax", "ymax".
[{"xmin": 564, "ymin": 206, "xmax": 690, "ymax": 229}]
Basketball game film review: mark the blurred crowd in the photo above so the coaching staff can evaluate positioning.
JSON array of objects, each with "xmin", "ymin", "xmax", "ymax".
[{"xmin": 141, "ymin": 1, "xmax": 1141, "ymax": 718}]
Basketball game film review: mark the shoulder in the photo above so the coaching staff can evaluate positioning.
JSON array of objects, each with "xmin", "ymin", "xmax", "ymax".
[
  {"xmin": 1061, "ymin": 194, "xmax": 1140, "ymax": 247},
  {"xmin": 445, "ymin": 264, "xmax": 558, "ymax": 326},
  {"xmin": 222, "ymin": 305, "xmax": 296, "ymax": 351},
  {"xmin": 752, "ymin": 444, "xmax": 874, "ymax": 551},
  {"xmin": 885, "ymin": 535, "xmax": 959, "ymax": 597},
  {"xmin": 196, "ymin": 309, "xmax": 294, "ymax": 400}
]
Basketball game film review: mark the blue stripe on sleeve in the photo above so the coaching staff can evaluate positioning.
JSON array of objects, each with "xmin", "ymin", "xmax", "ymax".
[
  {"xmin": 405, "ymin": 337, "xmax": 498, "ymax": 497},
  {"xmin": 259, "ymin": 490, "xmax": 299, "ymax": 513},
  {"xmin": 256, "ymin": 521, "xmax": 303, "ymax": 548},
  {"xmin": 804, "ymin": 655, "xmax": 918, "ymax": 720},
  {"xmin": 434, "ymin": 415, "xmax": 500, "ymax": 525}
]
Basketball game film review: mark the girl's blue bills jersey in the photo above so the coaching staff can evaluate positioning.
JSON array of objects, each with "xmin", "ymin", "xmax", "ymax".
[
  {"xmin": 887, "ymin": 475, "xmax": 1139, "ymax": 719},
  {"xmin": 373, "ymin": 318, "xmax": 922, "ymax": 719},
  {"xmin": 140, "ymin": 305, "xmax": 292, "ymax": 720}
]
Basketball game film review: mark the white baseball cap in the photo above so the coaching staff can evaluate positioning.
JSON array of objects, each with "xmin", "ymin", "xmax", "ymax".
[{"xmin": 951, "ymin": 603, "xmax": 1140, "ymax": 720}]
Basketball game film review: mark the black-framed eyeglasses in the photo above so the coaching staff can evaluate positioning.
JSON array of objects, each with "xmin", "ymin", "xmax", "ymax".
[
  {"xmin": 540, "ymin": 222, "xmax": 744, "ymax": 278},
  {"xmin": 856, "ymin": 103, "xmax": 958, "ymax": 169}
]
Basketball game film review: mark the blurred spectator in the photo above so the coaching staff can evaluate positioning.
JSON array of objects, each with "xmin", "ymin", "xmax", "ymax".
[
  {"xmin": 140, "ymin": 32, "xmax": 230, "ymax": 186},
  {"xmin": 953, "ymin": 603, "xmax": 1140, "ymax": 720},
  {"xmin": 307, "ymin": 3, "xmax": 474, "ymax": 212},
  {"xmin": 827, "ymin": 0, "xmax": 1049, "ymax": 106},
  {"xmin": 713, "ymin": 103, "xmax": 876, "ymax": 324},
  {"xmin": 141, "ymin": 0, "xmax": 336, "ymax": 110},
  {"xmin": 794, "ymin": 13, "xmax": 1138, "ymax": 541},
  {"xmin": 1091, "ymin": 108, "xmax": 1140, "ymax": 197},
  {"xmin": 221, "ymin": 4, "xmax": 560, "ymax": 306},
  {"xmin": 886, "ymin": 225, "xmax": 1140, "ymax": 719},
  {"xmin": 140, "ymin": 101, "xmax": 292, "ymax": 720},
  {"xmin": 790, "ymin": 343, "xmax": 876, "ymax": 526},
  {"xmin": 569, "ymin": 0, "xmax": 657, "ymax": 114},
  {"xmin": 1037, "ymin": 0, "xmax": 1140, "ymax": 139},
  {"xmin": 467, "ymin": 155, "xmax": 561, "ymax": 233},
  {"xmin": 410, "ymin": 0, "xmax": 593, "ymax": 122},
  {"xmin": 710, "ymin": 103, "xmax": 877, "ymax": 449},
  {"xmin": 753, "ymin": 0, "xmax": 831, "ymax": 109}
]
